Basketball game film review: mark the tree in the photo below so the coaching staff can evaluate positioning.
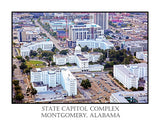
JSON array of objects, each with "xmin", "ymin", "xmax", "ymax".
[
  {"xmin": 37, "ymin": 48, "xmax": 43, "ymax": 54},
  {"xmin": 19, "ymin": 62, "xmax": 27, "ymax": 70},
  {"xmin": 12, "ymin": 80, "xmax": 19, "ymax": 86},
  {"xmin": 130, "ymin": 87, "xmax": 137, "ymax": 91},
  {"xmin": 14, "ymin": 93, "xmax": 24, "ymax": 101},
  {"xmin": 108, "ymin": 71, "xmax": 113, "ymax": 76},
  {"xmin": 98, "ymin": 55, "xmax": 105, "ymax": 64},
  {"xmin": 42, "ymin": 51, "xmax": 54, "ymax": 57},
  {"xmin": 81, "ymin": 46, "xmax": 91, "ymax": 52},
  {"xmin": 24, "ymin": 67, "xmax": 32, "ymax": 74},
  {"xmin": 16, "ymin": 56, "xmax": 22, "ymax": 60},
  {"xmin": 30, "ymin": 50, "xmax": 37, "ymax": 57},
  {"xmin": 51, "ymin": 62, "xmax": 56, "ymax": 66},
  {"xmin": 12, "ymin": 64, "xmax": 17, "ymax": 72},
  {"xmin": 115, "ymin": 30, "xmax": 120, "ymax": 33},
  {"xmin": 21, "ymin": 58, "xmax": 26, "ymax": 63},
  {"xmin": 31, "ymin": 88, "xmax": 37, "ymax": 98},
  {"xmin": 138, "ymin": 87, "xmax": 144, "ymax": 91},
  {"xmin": 15, "ymin": 85, "xmax": 21, "ymax": 90},
  {"xmin": 80, "ymin": 79, "xmax": 91, "ymax": 89},
  {"xmin": 115, "ymin": 46, "xmax": 120, "ymax": 50},
  {"xmin": 48, "ymin": 56, "xmax": 53, "ymax": 61},
  {"xmin": 59, "ymin": 50, "xmax": 68, "ymax": 55},
  {"xmin": 25, "ymin": 56, "xmax": 29, "ymax": 61},
  {"xmin": 26, "ymin": 87, "xmax": 31, "ymax": 94}
]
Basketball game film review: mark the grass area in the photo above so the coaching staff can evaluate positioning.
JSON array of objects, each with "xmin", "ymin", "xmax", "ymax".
[{"xmin": 26, "ymin": 60, "xmax": 46, "ymax": 68}]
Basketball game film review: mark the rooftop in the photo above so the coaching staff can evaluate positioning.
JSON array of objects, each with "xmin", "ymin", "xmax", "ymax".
[
  {"xmin": 111, "ymin": 91, "xmax": 147, "ymax": 103},
  {"xmin": 77, "ymin": 54, "xmax": 88, "ymax": 61}
]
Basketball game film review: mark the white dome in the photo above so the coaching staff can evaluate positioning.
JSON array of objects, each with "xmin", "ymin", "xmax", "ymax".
[
  {"xmin": 75, "ymin": 45, "xmax": 81, "ymax": 51},
  {"xmin": 75, "ymin": 44, "xmax": 81, "ymax": 55}
]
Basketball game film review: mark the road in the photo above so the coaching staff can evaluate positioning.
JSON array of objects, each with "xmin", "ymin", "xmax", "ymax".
[
  {"xmin": 35, "ymin": 20, "xmax": 67, "ymax": 51},
  {"xmin": 13, "ymin": 47, "xmax": 19, "ymax": 57},
  {"xmin": 12, "ymin": 58, "xmax": 31, "ymax": 102}
]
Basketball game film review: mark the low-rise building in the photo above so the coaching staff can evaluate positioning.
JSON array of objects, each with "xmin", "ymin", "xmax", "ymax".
[
  {"xmin": 20, "ymin": 41, "xmax": 53, "ymax": 57},
  {"xmin": 53, "ymin": 44, "xmax": 104, "ymax": 72},
  {"xmin": 136, "ymin": 51, "xmax": 147, "ymax": 62},
  {"xmin": 77, "ymin": 36, "xmax": 114, "ymax": 50},
  {"xmin": 110, "ymin": 91, "xmax": 148, "ymax": 103},
  {"xmin": 120, "ymin": 40, "xmax": 148, "ymax": 54}
]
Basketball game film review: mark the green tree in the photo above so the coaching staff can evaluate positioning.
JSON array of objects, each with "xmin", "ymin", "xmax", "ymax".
[
  {"xmin": 15, "ymin": 85, "xmax": 21, "ymax": 90},
  {"xmin": 80, "ymin": 79, "xmax": 91, "ymax": 89},
  {"xmin": 24, "ymin": 67, "xmax": 32, "ymax": 74},
  {"xmin": 51, "ymin": 62, "xmax": 56, "ymax": 66},
  {"xmin": 12, "ymin": 64, "xmax": 17, "ymax": 72},
  {"xmin": 15, "ymin": 93, "xmax": 24, "ymax": 101},
  {"xmin": 19, "ymin": 62, "xmax": 27, "ymax": 70},
  {"xmin": 130, "ymin": 87, "xmax": 137, "ymax": 91},
  {"xmin": 31, "ymin": 88, "xmax": 37, "ymax": 98},
  {"xmin": 16, "ymin": 56, "xmax": 22, "ymax": 60},
  {"xmin": 30, "ymin": 50, "xmax": 37, "ymax": 57},
  {"xmin": 115, "ymin": 46, "xmax": 120, "ymax": 50},
  {"xmin": 48, "ymin": 56, "xmax": 53, "ymax": 61},
  {"xmin": 108, "ymin": 71, "xmax": 113, "ymax": 76},
  {"xmin": 21, "ymin": 58, "xmax": 26, "ymax": 63},
  {"xmin": 59, "ymin": 49, "xmax": 68, "ymax": 55},
  {"xmin": 25, "ymin": 56, "xmax": 29, "ymax": 61},
  {"xmin": 12, "ymin": 80, "xmax": 19, "ymax": 86},
  {"xmin": 138, "ymin": 87, "xmax": 144, "ymax": 91},
  {"xmin": 81, "ymin": 46, "xmax": 91, "ymax": 52},
  {"xmin": 98, "ymin": 55, "xmax": 105, "ymax": 64},
  {"xmin": 37, "ymin": 48, "xmax": 43, "ymax": 54}
]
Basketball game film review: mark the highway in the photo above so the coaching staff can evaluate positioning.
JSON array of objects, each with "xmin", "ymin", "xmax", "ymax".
[{"xmin": 35, "ymin": 20, "xmax": 66, "ymax": 51}]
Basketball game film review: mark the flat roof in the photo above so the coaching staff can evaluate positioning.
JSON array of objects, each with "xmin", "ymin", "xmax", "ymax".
[
  {"xmin": 77, "ymin": 54, "xmax": 88, "ymax": 61},
  {"xmin": 31, "ymin": 67, "xmax": 61, "ymax": 72},
  {"xmin": 33, "ymin": 82, "xmax": 46, "ymax": 87},
  {"xmin": 111, "ymin": 91, "xmax": 147, "ymax": 103}
]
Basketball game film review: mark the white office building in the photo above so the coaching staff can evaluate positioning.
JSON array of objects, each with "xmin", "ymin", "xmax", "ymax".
[
  {"xmin": 69, "ymin": 23, "xmax": 104, "ymax": 41},
  {"xmin": 136, "ymin": 51, "xmax": 147, "ymax": 62},
  {"xmin": 20, "ymin": 41, "xmax": 53, "ymax": 57},
  {"xmin": 77, "ymin": 36, "xmax": 114, "ymax": 50},
  {"xmin": 110, "ymin": 91, "xmax": 148, "ymax": 103},
  {"xmin": 53, "ymin": 43, "xmax": 104, "ymax": 72},
  {"xmin": 113, "ymin": 63, "xmax": 147, "ymax": 89},
  {"xmin": 93, "ymin": 13, "xmax": 109, "ymax": 30},
  {"xmin": 18, "ymin": 27, "xmax": 40, "ymax": 42},
  {"xmin": 121, "ymin": 40, "xmax": 148, "ymax": 54},
  {"xmin": 30, "ymin": 67, "xmax": 77, "ymax": 96},
  {"xmin": 61, "ymin": 68, "xmax": 77, "ymax": 96}
]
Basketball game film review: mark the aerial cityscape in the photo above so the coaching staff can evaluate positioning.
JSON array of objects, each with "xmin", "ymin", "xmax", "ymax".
[{"xmin": 12, "ymin": 12, "xmax": 148, "ymax": 103}]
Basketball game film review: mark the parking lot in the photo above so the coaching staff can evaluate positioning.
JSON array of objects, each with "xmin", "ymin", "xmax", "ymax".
[{"xmin": 74, "ymin": 72, "xmax": 125, "ymax": 103}]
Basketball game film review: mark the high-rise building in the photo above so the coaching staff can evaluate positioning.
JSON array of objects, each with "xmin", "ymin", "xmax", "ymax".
[
  {"xmin": 30, "ymin": 67, "xmax": 77, "ymax": 96},
  {"xmin": 93, "ymin": 13, "xmax": 109, "ymax": 30},
  {"xmin": 113, "ymin": 63, "xmax": 147, "ymax": 89},
  {"xmin": 69, "ymin": 23, "xmax": 103, "ymax": 41}
]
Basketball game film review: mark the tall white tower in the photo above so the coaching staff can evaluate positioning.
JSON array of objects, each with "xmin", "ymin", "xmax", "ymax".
[{"xmin": 94, "ymin": 13, "xmax": 109, "ymax": 30}]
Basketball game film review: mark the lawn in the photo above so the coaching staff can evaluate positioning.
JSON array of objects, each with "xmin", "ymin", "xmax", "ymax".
[{"xmin": 26, "ymin": 60, "xmax": 46, "ymax": 68}]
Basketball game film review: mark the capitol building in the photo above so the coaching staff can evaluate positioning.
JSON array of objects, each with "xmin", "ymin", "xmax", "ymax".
[{"xmin": 53, "ymin": 44, "xmax": 104, "ymax": 72}]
